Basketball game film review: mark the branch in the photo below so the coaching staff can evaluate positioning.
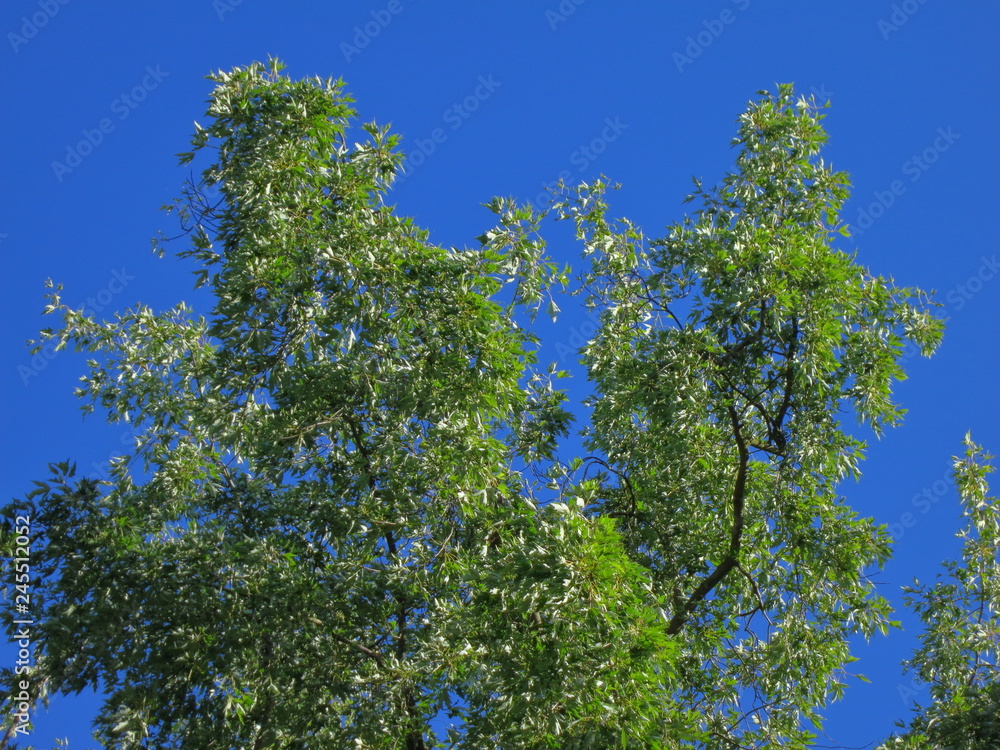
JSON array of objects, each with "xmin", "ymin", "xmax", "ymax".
[
  {"xmin": 718, "ymin": 299, "xmax": 770, "ymax": 365},
  {"xmin": 667, "ymin": 403, "xmax": 749, "ymax": 635},
  {"xmin": 771, "ymin": 317, "xmax": 798, "ymax": 436},
  {"xmin": 251, "ymin": 634, "xmax": 277, "ymax": 750},
  {"xmin": 719, "ymin": 369, "xmax": 786, "ymax": 458},
  {"xmin": 583, "ymin": 455, "xmax": 637, "ymax": 516},
  {"xmin": 330, "ymin": 631, "xmax": 384, "ymax": 668},
  {"xmin": 734, "ymin": 561, "xmax": 774, "ymax": 627},
  {"xmin": 632, "ymin": 270, "xmax": 685, "ymax": 329}
]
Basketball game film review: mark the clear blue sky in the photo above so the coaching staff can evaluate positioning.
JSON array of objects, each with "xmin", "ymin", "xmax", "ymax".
[{"xmin": 2, "ymin": 2, "xmax": 998, "ymax": 747}]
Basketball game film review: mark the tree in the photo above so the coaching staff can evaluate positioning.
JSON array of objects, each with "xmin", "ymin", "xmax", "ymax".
[
  {"xmin": 878, "ymin": 437, "xmax": 1000, "ymax": 749},
  {"xmin": 1, "ymin": 61, "xmax": 951, "ymax": 748}
]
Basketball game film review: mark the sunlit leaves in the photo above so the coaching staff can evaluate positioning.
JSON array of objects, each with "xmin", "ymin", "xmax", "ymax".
[
  {"xmin": 534, "ymin": 85, "xmax": 944, "ymax": 746},
  {"xmin": 880, "ymin": 438, "xmax": 1000, "ymax": 749}
]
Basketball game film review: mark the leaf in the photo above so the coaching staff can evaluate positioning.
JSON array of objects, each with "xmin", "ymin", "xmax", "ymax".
[{"xmin": 547, "ymin": 298, "xmax": 560, "ymax": 323}]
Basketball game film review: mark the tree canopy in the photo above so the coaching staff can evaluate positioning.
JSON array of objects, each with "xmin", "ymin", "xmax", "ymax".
[{"xmin": 4, "ymin": 59, "xmax": 995, "ymax": 749}]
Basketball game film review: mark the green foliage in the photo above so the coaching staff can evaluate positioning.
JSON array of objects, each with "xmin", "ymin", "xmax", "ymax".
[
  {"xmin": 0, "ymin": 58, "xmax": 650, "ymax": 750},
  {"xmin": 879, "ymin": 438, "xmax": 1000, "ymax": 750},
  {"xmin": 0, "ymin": 66, "xmax": 967, "ymax": 749},
  {"xmin": 533, "ymin": 83, "xmax": 943, "ymax": 746}
]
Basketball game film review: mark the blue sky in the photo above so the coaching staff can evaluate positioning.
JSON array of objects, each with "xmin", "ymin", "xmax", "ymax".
[{"xmin": 1, "ymin": 1, "xmax": 998, "ymax": 747}]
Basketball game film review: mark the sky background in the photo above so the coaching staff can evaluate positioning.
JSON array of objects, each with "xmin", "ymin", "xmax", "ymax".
[{"xmin": 2, "ymin": 1, "xmax": 998, "ymax": 747}]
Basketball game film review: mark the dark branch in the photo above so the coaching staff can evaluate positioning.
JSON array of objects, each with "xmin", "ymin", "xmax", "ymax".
[
  {"xmin": 583, "ymin": 455, "xmax": 637, "ymax": 516},
  {"xmin": 330, "ymin": 631, "xmax": 384, "ymax": 667},
  {"xmin": 667, "ymin": 403, "xmax": 749, "ymax": 635}
]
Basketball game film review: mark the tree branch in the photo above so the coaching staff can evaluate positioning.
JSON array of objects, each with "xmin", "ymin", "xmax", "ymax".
[
  {"xmin": 667, "ymin": 403, "xmax": 749, "ymax": 635},
  {"xmin": 330, "ymin": 631, "xmax": 385, "ymax": 667},
  {"xmin": 583, "ymin": 455, "xmax": 637, "ymax": 516},
  {"xmin": 771, "ymin": 317, "xmax": 798, "ymax": 438}
]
